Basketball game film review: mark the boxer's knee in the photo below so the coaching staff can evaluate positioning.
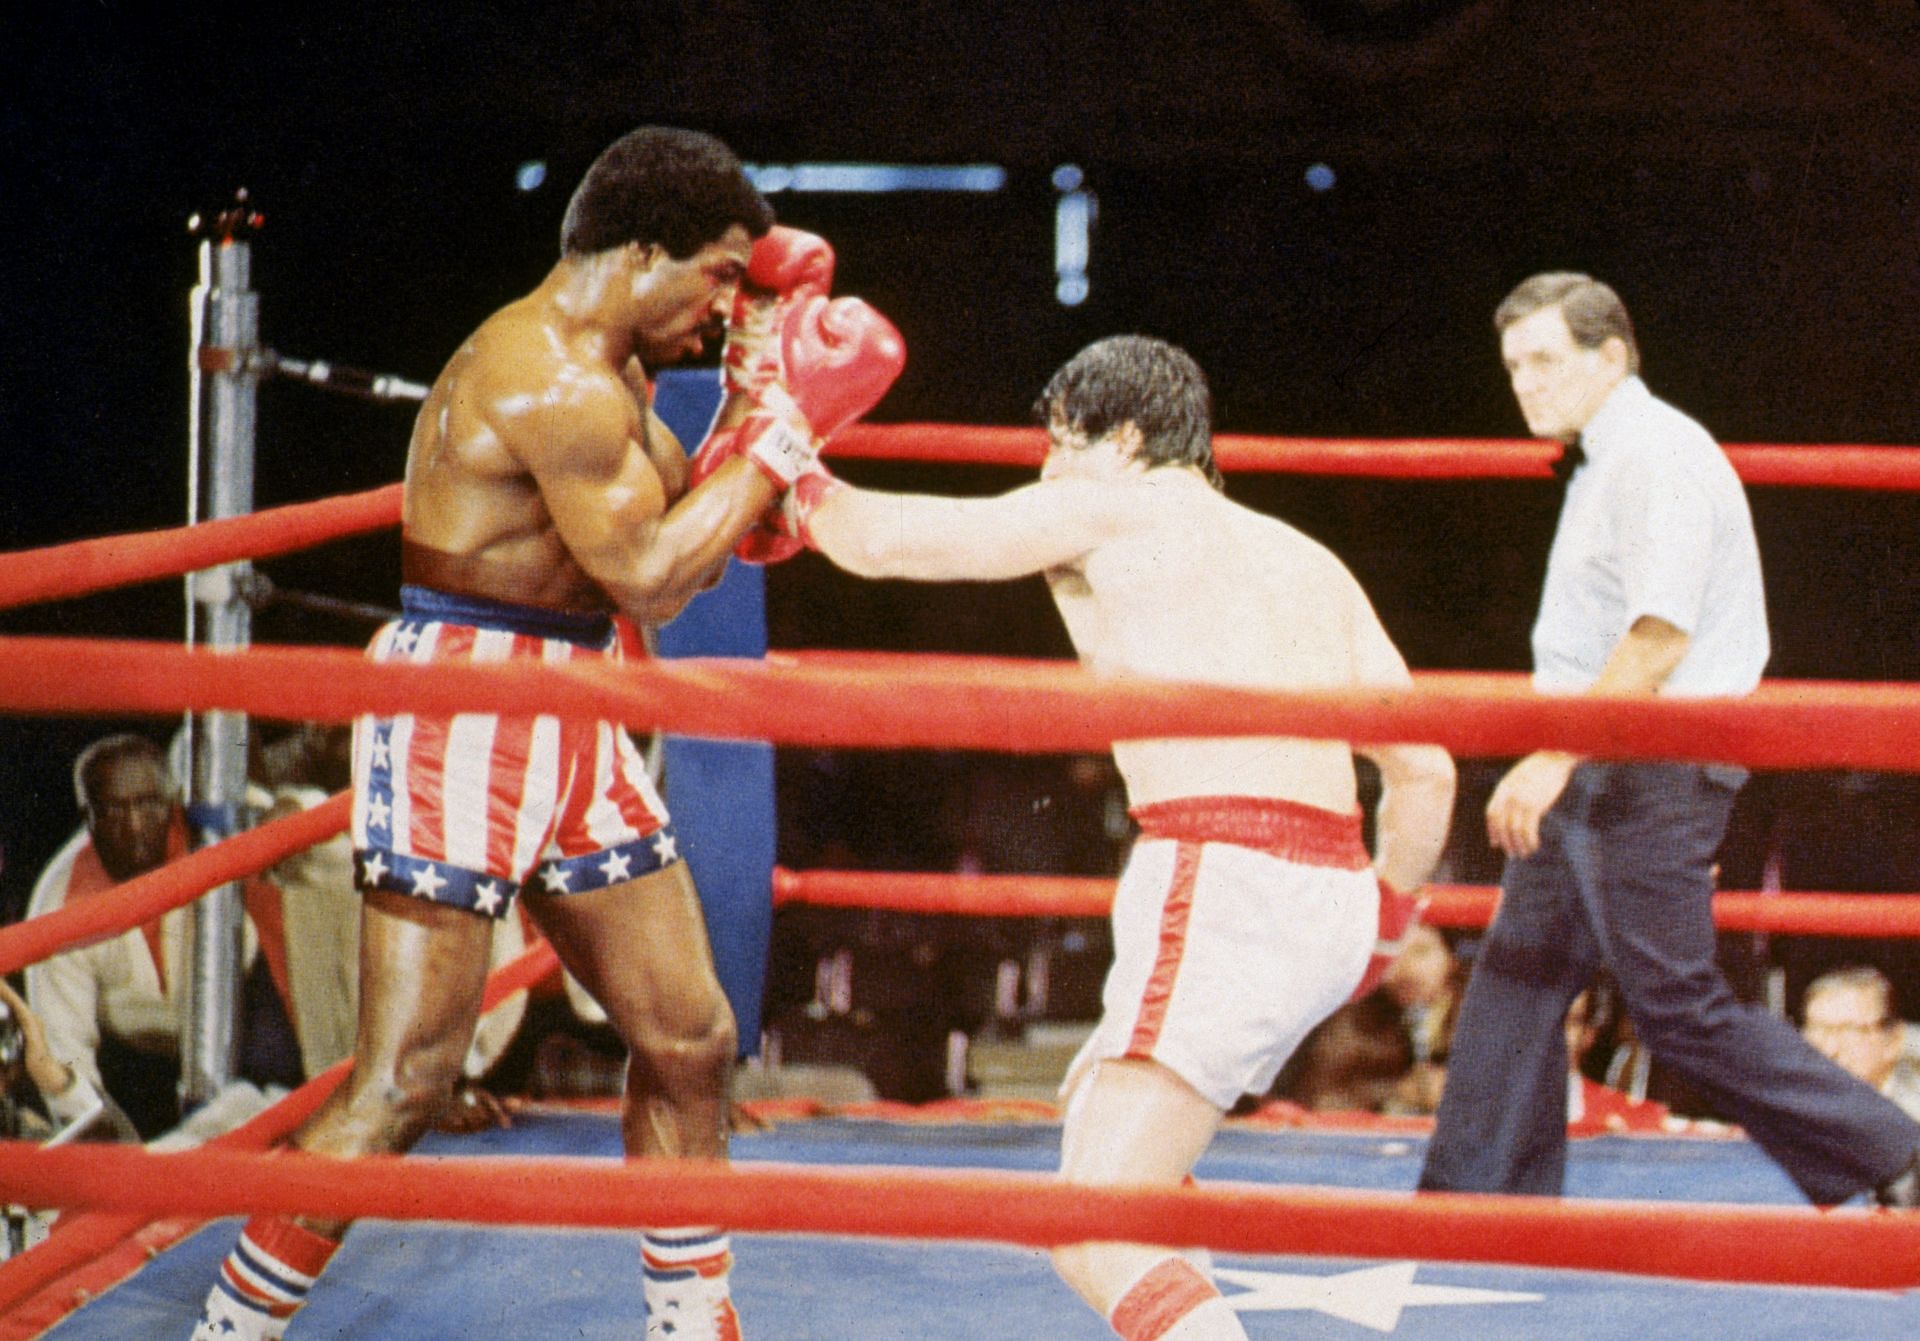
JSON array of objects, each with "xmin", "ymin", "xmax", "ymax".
[{"xmin": 626, "ymin": 998, "xmax": 737, "ymax": 1099}]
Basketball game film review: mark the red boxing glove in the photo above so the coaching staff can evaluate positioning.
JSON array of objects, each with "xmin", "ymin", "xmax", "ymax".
[
  {"xmin": 746, "ymin": 225, "xmax": 835, "ymax": 297},
  {"xmin": 735, "ymin": 466, "xmax": 844, "ymax": 566},
  {"xmin": 725, "ymin": 227, "xmax": 836, "ymax": 408},
  {"xmin": 1349, "ymin": 877, "xmax": 1427, "ymax": 1002},
  {"xmin": 695, "ymin": 295, "xmax": 904, "ymax": 487},
  {"xmin": 779, "ymin": 295, "xmax": 905, "ymax": 437}
]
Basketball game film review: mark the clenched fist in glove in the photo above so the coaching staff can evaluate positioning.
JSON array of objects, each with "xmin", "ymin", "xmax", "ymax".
[
  {"xmin": 1349, "ymin": 877, "xmax": 1428, "ymax": 1002},
  {"xmin": 722, "ymin": 226, "xmax": 836, "ymax": 412},
  {"xmin": 691, "ymin": 293, "xmax": 904, "ymax": 489}
]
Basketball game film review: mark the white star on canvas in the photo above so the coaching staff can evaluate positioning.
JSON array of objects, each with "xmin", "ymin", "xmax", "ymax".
[
  {"xmin": 473, "ymin": 881, "xmax": 505, "ymax": 916},
  {"xmin": 365, "ymin": 794, "xmax": 391, "ymax": 831},
  {"xmin": 361, "ymin": 851, "xmax": 389, "ymax": 886},
  {"xmin": 541, "ymin": 865, "xmax": 573, "ymax": 893},
  {"xmin": 599, "ymin": 849, "xmax": 633, "ymax": 883},
  {"xmin": 651, "ymin": 830, "xmax": 678, "ymax": 864},
  {"xmin": 1217, "ymin": 1262, "xmax": 1540, "ymax": 1333},
  {"xmin": 410, "ymin": 863, "xmax": 448, "ymax": 900}
]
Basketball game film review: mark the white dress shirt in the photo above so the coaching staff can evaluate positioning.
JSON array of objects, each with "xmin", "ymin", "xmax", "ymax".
[{"xmin": 1531, "ymin": 377, "xmax": 1769, "ymax": 696}]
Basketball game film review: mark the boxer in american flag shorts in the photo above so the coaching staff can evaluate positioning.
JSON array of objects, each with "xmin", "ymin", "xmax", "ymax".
[
  {"xmin": 190, "ymin": 126, "xmax": 905, "ymax": 1341},
  {"xmin": 350, "ymin": 586, "xmax": 680, "ymax": 918}
]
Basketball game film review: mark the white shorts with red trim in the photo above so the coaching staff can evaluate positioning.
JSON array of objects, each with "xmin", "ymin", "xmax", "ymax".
[
  {"xmin": 349, "ymin": 586, "xmax": 674, "ymax": 918},
  {"xmin": 1064, "ymin": 794, "xmax": 1379, "ymax": 1110}
]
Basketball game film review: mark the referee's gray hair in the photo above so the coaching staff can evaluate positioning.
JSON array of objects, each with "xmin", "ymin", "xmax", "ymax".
[{"xmin": 1494, "ymin": 272, "xmax": 1640, "ymax": 374}]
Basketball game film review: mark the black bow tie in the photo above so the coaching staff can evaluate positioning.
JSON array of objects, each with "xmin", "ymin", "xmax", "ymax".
[{"xmin": 1550, "ymin": 437, "xmax": 1586, "ymax": 483}]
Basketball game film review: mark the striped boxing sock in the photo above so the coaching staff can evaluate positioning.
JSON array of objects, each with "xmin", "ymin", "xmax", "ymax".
[
  {"xmin": 1108, "ymin": 1256, "xmax": 1247, "ymax": 1341},
  {"xmin": 642, "ymin": 1227, "xmax": 740, "ymax": 1341},
  {"xmin": 190, "ymin": 1216, "xmax": 338, "ymax": 1341}
]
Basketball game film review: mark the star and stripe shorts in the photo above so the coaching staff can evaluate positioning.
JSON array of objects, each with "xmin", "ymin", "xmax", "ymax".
[
  {"xmin": 1063, "ymin": 794, "xmax": 1380, "ymax": 1110},
  {"xmin": 349, "ymin": 585, "xmax": 678, "ymax": 919}
]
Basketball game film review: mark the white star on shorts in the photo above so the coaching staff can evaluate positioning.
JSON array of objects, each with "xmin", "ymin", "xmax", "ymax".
[
  {"xmin": 650, "ymin": 830, "xmax": 678, "ymax": 864},
  {"xmin": 599, "ymin": 850, "xmax": 633, "ymax": 883},
  {"xmin": 541, "ymin": 865, "xmax": 573, "ymax": 894},
  {"xmin": 1217, "ymin": 1262, "xmax": 1540, "ymax": 1333},
  {"xmin": 365, "ymin": 794, "xmax": 391, "ymax": 832},
  {"xmin": 370, "ymin": 733, "xmax": 392, "ymax": 769},
  {"xmin": 361, "ymin": 851, "xmax": 389, "ymax": 886},
  {"xmin": 473, "ymin": 881, "xmax": 505, "ymax": 916},
  {"xmin": 410, "ymin": 863, "xmax": 448, "ymax": 900}
]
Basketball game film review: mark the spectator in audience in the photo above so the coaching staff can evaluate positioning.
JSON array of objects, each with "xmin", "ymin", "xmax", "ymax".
[
  {"xmin": 1279, "ymin": 924, "xmax": 1461, "ymax": 1115},
  {"xmin": 1801, "ymin": 965, "xmax": 1920, "ymax": 1120},
  {"xmin": 0, "ymin": 975, "xmax": 135, "ymax": 1143},
  {"xmin": 22, "ymin": 732, "xmax": 526, "ymax": 1140}
]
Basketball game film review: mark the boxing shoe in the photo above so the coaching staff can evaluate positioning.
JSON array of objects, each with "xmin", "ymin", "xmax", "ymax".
[
  {"xmin": 643, "ymin": 1277, "xmax": 742, "ymax": 1341},
  {"xmin": 1874, "ymin": 1150, "xmax": 1920, "ymax": 1209}
]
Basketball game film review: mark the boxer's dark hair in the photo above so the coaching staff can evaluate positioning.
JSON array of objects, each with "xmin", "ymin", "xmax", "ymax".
[
  {"xmin": 1035, "ymin": 335, "xmax": 1220, "ymax": 488},
  {"xmin": 561, "ymin": 127, "xmax": 774, "ymax": 260}
]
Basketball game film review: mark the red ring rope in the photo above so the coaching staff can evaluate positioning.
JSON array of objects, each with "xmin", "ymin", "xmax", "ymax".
[
  {"xmin": 0, "ymin": 484, "xmax": 400, "ymax": 612},
  {"xmin": 0, "ymin": 939, "xmax": 557, "ymax": 1317},
  {"xmin": 770, "ymin": 868, "xmax": 1920, "ymax": 939},
  {"xmin": 829, "ymin": 423, "xmax": 1920, "ymax": 490},
  {"xmin": 6, "ymin": 639, "xmax": 1920, "ymax": 772},
  {"xmin": 4, "ymin": 430, "xmax": 1918, "ymax": 1308},
  {"xmin": 0, "ymin": 1140, "xmax": 1911, "ymax": 1291},
  {"xmin": 0, "ymin": 794, "xmax": 350, "ymax": 977}
]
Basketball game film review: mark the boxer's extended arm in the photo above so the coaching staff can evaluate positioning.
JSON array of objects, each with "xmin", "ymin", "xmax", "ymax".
[
  {"xmin": 523, "ymin": 384, "xmax": 778, "ymax": 625},
  {"xmin": 805, "ymin": 479, "xmax": 1129, "ymax": 582},
  {"xmin": 1349, "ymin": 600, "xmax": 1455, "ymax": 892}
]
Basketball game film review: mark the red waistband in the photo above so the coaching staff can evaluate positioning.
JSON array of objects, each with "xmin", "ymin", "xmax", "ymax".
[{"xmin": 1129, "ymin": 795, "xmax": 1370, "ymax": 870}]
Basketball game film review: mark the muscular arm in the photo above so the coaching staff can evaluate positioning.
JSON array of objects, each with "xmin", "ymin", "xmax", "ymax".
[
  {"xmin": 805, "ymin": 479, "xmax": 1129, "ymax": 582},
  {"xmin": 1486, "ymin": 614, "xmax": 1691, "ymax": 857},
  {"xmin": 522, "ymin": 387, "xmax": 778, "ymax": 625}
]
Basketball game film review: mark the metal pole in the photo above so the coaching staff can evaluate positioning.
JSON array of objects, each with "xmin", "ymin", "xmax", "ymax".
[{"xmin": 179, "ymin": 194, "xmax": 262, "ymax": 1111}]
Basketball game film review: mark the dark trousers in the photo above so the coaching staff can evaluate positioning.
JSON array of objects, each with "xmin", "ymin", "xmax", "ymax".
[{"xmin": 1418, "ymin": 761, "xmax": 1919, "ymax": 1204}]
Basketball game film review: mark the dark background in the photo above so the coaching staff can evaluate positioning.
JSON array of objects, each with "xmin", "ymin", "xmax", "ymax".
[{"xmin": 4, "ymin": 2, "xmax": 1920, "ymax": 947}]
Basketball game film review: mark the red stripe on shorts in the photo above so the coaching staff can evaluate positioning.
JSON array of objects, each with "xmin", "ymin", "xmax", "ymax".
[{"xmin": 1125, "ymin": 840, "xmax": 1202, "ymax": 1058}]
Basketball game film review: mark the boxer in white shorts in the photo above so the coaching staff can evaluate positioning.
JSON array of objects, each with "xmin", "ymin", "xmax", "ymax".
[
  {"xmin": 1065, "ymin": 795, "xmax": 1381, "ymax": 1113},
  {"xmin": 790, "ymin": 335, "xmax": 1457, "ymax": 1341}
]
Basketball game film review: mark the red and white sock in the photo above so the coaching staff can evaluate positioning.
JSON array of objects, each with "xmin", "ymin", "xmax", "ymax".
[
  {"xmin": 642, "ymin": 1227, "xmax": 740, "ymax": 1340},
  {"xmin": 1108, "ymin": 1257, "xmax": 1246, "ymax": 1341},
  {"xmin": 191, "ymin": 1216, "xmax": 339, "ymax": 1341}
]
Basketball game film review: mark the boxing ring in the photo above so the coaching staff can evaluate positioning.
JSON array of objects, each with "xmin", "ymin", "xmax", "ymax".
[{"xmin": 6, "ymin": 267, "xmax": 1920, "ymax": 1337}]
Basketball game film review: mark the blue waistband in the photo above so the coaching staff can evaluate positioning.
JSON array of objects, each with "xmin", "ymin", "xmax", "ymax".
[{"xmin": 399, "ymin": 585, "xmax": 613, "ymax": 647}]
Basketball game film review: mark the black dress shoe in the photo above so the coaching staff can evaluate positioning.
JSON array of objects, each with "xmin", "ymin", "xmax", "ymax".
[{"xmin": 1875, "ymin": 1151, "xmax": 1920, "ymax": 1209}]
